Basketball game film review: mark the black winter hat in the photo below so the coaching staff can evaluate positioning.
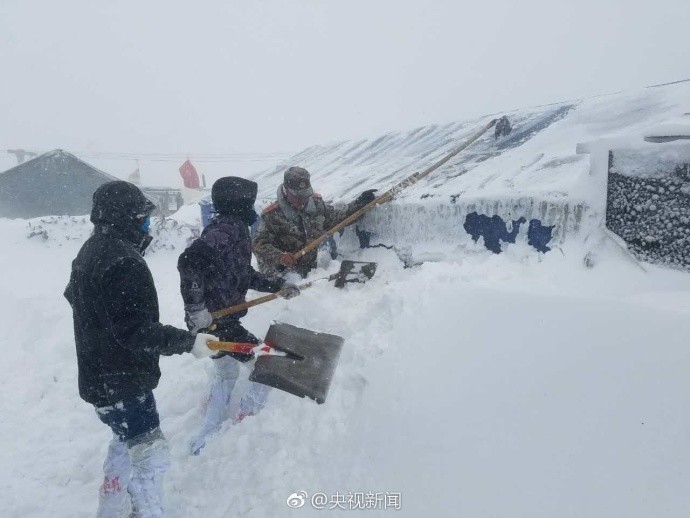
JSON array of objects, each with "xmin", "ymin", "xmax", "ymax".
[
  {"xmin": 211, "ymin": 177, "xmax": 258, "ymax": 214},
  {"xmin": 91, "ymin": 181, "xmax": 156, "ymax": 226}
]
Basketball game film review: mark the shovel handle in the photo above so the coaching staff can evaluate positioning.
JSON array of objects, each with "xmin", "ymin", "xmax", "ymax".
[
  {"xmin": 207, "ymin": 341, "xmax": 257, "ymax": 354},
  {"xmin": 212, "ymin": 293, "xmax": 281, "ymax": 320},
  {"xmin": 210, "ymin": 277, "xmax": 331, "ymax": 320}
]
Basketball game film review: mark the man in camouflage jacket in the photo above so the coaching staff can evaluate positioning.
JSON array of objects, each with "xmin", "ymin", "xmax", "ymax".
[{"xmin": 253, "ymin": 166, "xmax": 377, "ymax": 277}]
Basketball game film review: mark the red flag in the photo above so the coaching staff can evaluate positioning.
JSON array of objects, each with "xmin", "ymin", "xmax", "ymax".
[{"xmin": 179, "ymin": 160, "xmax": 200, "ymax": 189}]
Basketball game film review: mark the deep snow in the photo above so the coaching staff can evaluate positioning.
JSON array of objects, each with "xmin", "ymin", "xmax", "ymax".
[
  {"xmin": 4, "ymin": 83, "xmax": 690, "ymax": 517},
  {"xmin": 3, "ymin": 217, "xmax": 690, "ymax": 517}
]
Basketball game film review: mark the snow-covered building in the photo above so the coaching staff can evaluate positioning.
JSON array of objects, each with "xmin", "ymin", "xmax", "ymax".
[
  {"xmin": 0, "ymin": 149, "xmax": 161, "ymax": 219},
  {"xmin": 251, "ymin": 81, "xmax": 690, "ymax": 268},
  {"xmin": 140, "ymin": 186, "xmax": 184, "ymax": 217},
  {"xmin": 0, "ymin": 150, "xmax": 121, "ymax": 219}
]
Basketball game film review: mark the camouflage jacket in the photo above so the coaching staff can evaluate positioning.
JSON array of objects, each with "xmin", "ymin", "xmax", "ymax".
[{"xmin": 253, "ymin": 186, "xmax": 364, "ymax": 277}]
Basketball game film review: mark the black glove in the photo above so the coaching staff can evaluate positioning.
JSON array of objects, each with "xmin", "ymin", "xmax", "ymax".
[
  {"xmin": 212, "ymin": 346, "xmax": 255, "ymax": 363},
  {"xmin": 355, "ymin": 189, "xmax": 377, "ymax": 206},
  {"xmin": 227, "ymin": 351, "xmax": 254, "ymax": 363}
]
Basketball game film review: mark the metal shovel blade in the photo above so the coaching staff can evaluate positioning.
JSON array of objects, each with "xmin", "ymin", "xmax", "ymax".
[
  {"xmin": 249, "ymin": 322, "xmax": 344, "ymax": 404},
  {"xmin": 334, "ymin": 260, "xmax": 378, "ymax": 288}
]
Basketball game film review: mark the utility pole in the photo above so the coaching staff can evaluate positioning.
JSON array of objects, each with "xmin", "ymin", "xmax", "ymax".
[{"xmin": 7, "ymin": 149, "xmax": 38, "ymax": 165}]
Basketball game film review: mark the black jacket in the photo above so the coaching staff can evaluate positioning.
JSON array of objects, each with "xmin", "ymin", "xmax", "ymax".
[{"xmin": 65, "ymin": 225, "xmax": 194, "ymax": 406}]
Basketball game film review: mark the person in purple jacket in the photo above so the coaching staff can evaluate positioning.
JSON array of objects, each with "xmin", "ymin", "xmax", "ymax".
[{"xmin": 178, "ymin": 177, "xmax": 299, "ymax": 454}]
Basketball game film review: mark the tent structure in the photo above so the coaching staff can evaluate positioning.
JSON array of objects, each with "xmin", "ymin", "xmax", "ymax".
[{"xmin": 0, "ymin": 149, "xmax": 155, "ymax": 219}]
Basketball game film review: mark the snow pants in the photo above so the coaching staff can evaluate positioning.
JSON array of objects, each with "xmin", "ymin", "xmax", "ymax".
[{"xmin": 95, "ymin": 392, "xmax": 170, "ymax": 518}]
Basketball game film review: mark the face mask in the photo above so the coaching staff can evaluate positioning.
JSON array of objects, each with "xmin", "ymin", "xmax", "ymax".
[
  {"xmin": 140, "ymin": 216, "xmax": 151, "ymax": 233},
  {"xmin": 284, "ymin": 188, "xmax": 310, "ymax": 210}
]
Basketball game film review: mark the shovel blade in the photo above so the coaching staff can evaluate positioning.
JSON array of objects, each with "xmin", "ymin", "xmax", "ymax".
[
  {"xmin": 334, "ymin": 260, "xmax": 377, "ymax": 288},
  {"xmin": 249, "ymin": 322, "xmax": 344, "ymax": 404}
]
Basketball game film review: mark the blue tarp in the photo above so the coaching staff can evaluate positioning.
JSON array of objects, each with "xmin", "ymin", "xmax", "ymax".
[{"xmin": 464, "ymin": 212, "xmax": 554, "ymax": 254}]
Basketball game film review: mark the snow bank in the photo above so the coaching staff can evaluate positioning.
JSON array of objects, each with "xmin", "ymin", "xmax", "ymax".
[{"xmin": 20, "ymin": 215, "xmax": 200, "ymax": 254}]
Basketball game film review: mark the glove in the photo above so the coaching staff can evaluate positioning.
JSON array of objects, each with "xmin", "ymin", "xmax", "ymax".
[
  {"xmin": 355, "ymin": 189, "xmax": 377, "ymax": 206},
  {"xmin": 279, "ymin": 252, "xmax": 297, "ymax": 269},
  {"xmin": 185, "ymin": 304, "xmax": 213, "ymax": 333},
  {"xmin": 278, "ymin": 282, "xmax": 300, "ymax": 300},
  {"xmin": 190, "ymin": 332, "xmax": 219, "ymax": 359},
  {"xmin": 228, "ymin": 350, "xmax": 255, "ymax": 363}
]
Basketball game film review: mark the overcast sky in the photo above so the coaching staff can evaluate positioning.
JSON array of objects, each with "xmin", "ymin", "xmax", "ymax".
[{"xmin": 1, "ymin": 0, "xmax": 688, "ymax": 185}]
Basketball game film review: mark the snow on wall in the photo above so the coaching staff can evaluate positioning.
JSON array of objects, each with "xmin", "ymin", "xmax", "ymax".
[
  {"xmin": 250, "ymin": 82, "xmax": 690, "ymax": 257},
  {"xmin": 333, "ymin": 197, "xmax": 587, "ymax": 262}
]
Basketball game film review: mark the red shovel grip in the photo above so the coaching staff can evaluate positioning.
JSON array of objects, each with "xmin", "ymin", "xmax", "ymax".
[{"xmin": 207, "ymin": 341, "xmax": 257, "ymax": 355}]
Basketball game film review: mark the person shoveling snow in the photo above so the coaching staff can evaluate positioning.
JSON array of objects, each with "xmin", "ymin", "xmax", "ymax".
[
  {"xmin": 177, "ymin": 176, "xmax": 301, "ymax": 455},
  {"xmin": 64, "ymin": 181, "xmax": 219, "ymax": 517}
]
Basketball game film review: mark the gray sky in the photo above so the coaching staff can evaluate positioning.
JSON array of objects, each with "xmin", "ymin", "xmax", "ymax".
[{"xmin": 1, "ymin": 0, "xmax": 688, "ymax": 186}]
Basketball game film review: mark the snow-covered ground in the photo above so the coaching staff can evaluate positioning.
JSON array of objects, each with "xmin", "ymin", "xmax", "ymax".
[
  {"xmin": 3, "ymin": 217, "xmax": 690, "ymax": 517},
  {"xmin": 4, "ymin": 83, "xmax": 690, "ymax": 517}
]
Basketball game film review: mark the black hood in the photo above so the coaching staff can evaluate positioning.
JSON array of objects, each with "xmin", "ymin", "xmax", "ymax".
[
  {"xmin": 91, "ymin": 181, "xmax": 156, "ymax": 251},
  {"xmin": 212, "ymin": 177, "xmax": 258, "ymax": 212},
  {"xmin": 211, "ymin": 177, "xmax": 258, "ymax": 226},
  {"xmin": 91, "ymin": 181, "xmax": 156, "ymax": 227}
]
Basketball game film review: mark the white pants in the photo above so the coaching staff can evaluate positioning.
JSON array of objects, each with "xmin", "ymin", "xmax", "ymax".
[
  {"xmin": 97, "ymin": 429, "xmax": 170, "ymax": 518},
  {"xmin": 190, "ymin": 355, "xmax": 271, "ymax": 454}
]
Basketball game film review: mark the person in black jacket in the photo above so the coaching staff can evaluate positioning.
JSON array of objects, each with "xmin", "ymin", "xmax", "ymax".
[
  {"xmin": 64, "ymin": 181, "xmax": 217, "ymax": 517},
  {"xmin": 178, "ymin": 176, "xmax": 299, "ymax": 454}
]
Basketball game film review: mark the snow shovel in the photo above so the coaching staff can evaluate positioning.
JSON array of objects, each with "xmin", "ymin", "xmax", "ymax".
[
  {"xmin": 289, "ymin": 116, "xmax": 513, "ymax": 261},
  {"xmin": 210, "ymin": 260, "xmax": 377, "ymax": 320},
  {"xmin": 208, "ymin": 322, "xmax": 344, "ymax": 404}
]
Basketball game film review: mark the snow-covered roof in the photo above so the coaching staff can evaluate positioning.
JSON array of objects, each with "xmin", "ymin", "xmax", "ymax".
[
  {"xmin": 0, "ymin": 149, "xmax": 158, "ymax": 219},
  {"xmin": 250, "ymin": 81, "xmax": 690, "ymax": 211}
]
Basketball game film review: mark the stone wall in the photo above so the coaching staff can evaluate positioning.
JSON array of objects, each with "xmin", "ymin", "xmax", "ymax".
[{"xmin": 606, "ymin": 148, "xmax": 690, "ymax": 268}]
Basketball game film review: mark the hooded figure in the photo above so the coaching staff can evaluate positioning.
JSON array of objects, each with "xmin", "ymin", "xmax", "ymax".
[
  {"xmin": 177, "ymin": 176, "xmax": 299, "ymax": 454},
  {"xmin": 64, "ymin": 181, "xmax": 217, "ymax": 517}
]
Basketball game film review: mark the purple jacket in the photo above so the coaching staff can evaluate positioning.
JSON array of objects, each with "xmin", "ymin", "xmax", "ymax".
[{"xmin": 178, "ymin": 215, "xmax": 284, "ymax": 320}]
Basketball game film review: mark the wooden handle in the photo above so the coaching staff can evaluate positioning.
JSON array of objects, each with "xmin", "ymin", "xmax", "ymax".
[
  {"xmin": 291, "ymin": 119, "xmax": 497, "ymax": 259},
  {"xmin": 210, "ymin": 278, "xmax": 323, "ymax": 320},
  {"xmin": 212, "ymin": 293, "xmax": 281, "ymax": 320}
]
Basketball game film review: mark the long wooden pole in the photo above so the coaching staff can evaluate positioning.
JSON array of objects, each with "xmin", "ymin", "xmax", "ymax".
[
  {"xmin": 211, "ymin": 274, "xmax": 337, "ymax": 320},
  {"xmin": 291, "ymin": 118, "xmax": 499, "ymax": 260}
]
